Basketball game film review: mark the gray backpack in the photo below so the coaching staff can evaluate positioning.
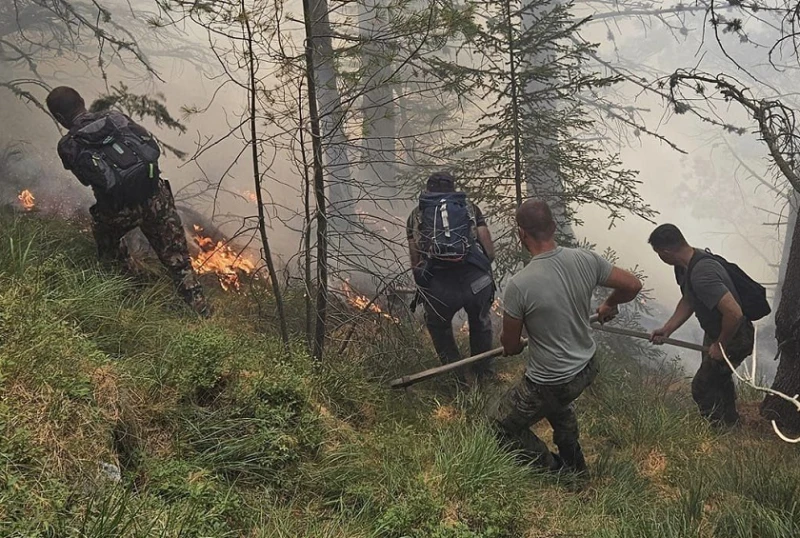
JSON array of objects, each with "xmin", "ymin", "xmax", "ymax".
[{"xmin": 69, "ymin": 112, "xmax": 161, "ymax": 207}]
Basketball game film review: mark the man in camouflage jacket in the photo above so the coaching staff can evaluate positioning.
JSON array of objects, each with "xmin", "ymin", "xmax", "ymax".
[{"xmin": 46, "ymin": 86, "xmax": 210, "ymax": 317}]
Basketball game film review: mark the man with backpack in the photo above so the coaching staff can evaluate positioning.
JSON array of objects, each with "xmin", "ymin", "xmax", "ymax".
[
  {"xmin": 648, "ymin": 224, "xmax": 769, "ymax": 427},
  {"xmin": 407, "ymin": 172, "xmax": 496, "ymax": 386},
  {"xmin": 46, "ymin": 86, "xmax": 210, "ymax": 317}
]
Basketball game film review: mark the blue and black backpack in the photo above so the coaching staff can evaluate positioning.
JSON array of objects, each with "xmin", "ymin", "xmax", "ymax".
[{"xmin": 417, "ymin": 192, "xmax": 477, "ymax": 264}]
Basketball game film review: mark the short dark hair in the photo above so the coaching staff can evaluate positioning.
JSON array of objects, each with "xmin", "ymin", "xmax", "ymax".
[
  {"xmin": 426, "ymin": 171, "xmax": 455, "ymax": 193},
  {"xmin": 516, "ymin": 199, "xmax": 556, "ymax": 241},
  {"xmin": 648, "ymin": 224, "xmax": 688, "ymax": 250},
  {"xmin": 46, "ymin": 86, "xmax": 85, "ymax": 122}
]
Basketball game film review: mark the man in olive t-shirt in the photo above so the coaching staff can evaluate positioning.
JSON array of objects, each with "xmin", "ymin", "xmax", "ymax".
[
  {"xmin": 648, "ymin": 224, "xmax": 754, "ymax": 427},
  {"xmin": 491, "ymin": 200, "xmax": 643, "ymax": 473}
]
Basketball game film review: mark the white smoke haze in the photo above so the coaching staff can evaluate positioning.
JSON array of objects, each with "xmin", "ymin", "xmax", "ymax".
[{"xmin": 1, "ymin": 0, "xmax": 789, "ymax": 378}]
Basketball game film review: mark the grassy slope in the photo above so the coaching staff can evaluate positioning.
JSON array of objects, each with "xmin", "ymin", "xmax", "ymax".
[{"xmin": 1, "ymin": 209, "xmax": 799, "ymax": 538}]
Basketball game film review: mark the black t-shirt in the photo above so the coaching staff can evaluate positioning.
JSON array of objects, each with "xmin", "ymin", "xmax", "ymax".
[{"xmin": 676, "ymin": 249, "xmax": 743, "ymax": 339}]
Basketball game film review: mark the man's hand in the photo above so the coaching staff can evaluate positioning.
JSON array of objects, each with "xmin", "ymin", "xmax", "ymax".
[
  {"xmin": 595, "ymin": 302, "xmax": 619, "ymax": 324},
  {"xmin": 649, "ymin": 325, "xmax": 672, "ymax": 345},
  {"xmin": 708, "ymin": 342, "xmax": 725, "ymax": 362},
  {"xmin": 501, "ymin": 336, "xmax": 526, "ymax": 356}
]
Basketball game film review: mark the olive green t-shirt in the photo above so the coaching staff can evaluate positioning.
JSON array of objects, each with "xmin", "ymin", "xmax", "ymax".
[{"xmin": 504, "ymin": 247, "xmax": 613, "ymax": 385}]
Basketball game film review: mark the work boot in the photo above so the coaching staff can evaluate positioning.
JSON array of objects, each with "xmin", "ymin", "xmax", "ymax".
[
  {"xmin": 557, "ymin": 443, "xmax": 588, "ymax": 475},
  {"xmin": 549, "ymin": 451, "xmax": 565, "ymax": 472}
]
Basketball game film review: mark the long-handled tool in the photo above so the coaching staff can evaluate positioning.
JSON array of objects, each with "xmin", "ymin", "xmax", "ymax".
[
  {"xmin": 589, "ymin": 322, "xmax": 706, "ymax": 352},
  {"xmin": 389, "ymin": 314, "xmax": 598, "ymax": 389},
  {"xmin": 389, "ymin": 316, "xmax": 707, "ymax": 389}
]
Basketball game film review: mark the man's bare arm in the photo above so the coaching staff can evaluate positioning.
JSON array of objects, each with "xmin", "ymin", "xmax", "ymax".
[
  {"xmin": 715, "ymin": 292, "xmax": 744, "ymax": 347},
  {"xmin": 597, "ymin": 267, "xmax": 643, "ymax": 321},
  {"xmin": 500, "ymin": 313, "xmax": 526, "ymax": 356},
  {"xmin": 476, "ymin": 225, "xmax": 495, "ymax": 261},
  {"xmin": 666, "ymin": 297, "xmax": 695, "ymax": 334},
  {"xmin": 651, "ymin": 296, "xmax": 694, "ymax": 343}
]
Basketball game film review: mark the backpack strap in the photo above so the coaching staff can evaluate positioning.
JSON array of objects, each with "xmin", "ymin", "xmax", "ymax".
[{"xmin": 682, "ymin": 249, "xmax": 716, "ymax": 296}]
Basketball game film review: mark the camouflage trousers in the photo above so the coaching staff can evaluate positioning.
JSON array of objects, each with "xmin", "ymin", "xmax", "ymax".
[
  {"xmin": 89, "ymin": 179, "xmax": 209, "ymax": 316},
  {"xmin": 489, "ymin": 357, "xmax": 598, "ymax": 472},
  {"xmin": 693, "ymin": 320, "xmax": 755, "ymax": 427}
]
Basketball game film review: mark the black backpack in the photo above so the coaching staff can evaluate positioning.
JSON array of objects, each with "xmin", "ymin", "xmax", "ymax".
[
  {"xmin": 417, "ymin": 192, "xmax": 477, "ymax": 263},
  {"xmin": 69, "ymin": 111, "xmax": 161, "ymax": 207},
  {"xmin": 676, "ymin": 249, "xmax": 771, "ymax": 321}
]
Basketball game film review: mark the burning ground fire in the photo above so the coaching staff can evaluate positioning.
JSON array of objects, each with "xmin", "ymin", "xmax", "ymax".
[
  {"xmin": 341, "ymin": 280, "xmax": 399, "ymax": 323},
  {"xmin": 190, "ymin": 225, "xmax": 257, "ymax": 291},
  {"xmin": 17, "ymin": 190, "xmax": 35, "ymax": 211}
]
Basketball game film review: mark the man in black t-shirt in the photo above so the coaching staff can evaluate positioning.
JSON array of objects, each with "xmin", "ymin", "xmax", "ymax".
[
  {"xmin": 648, "ymin": 224, "xmax": 754, "ymax": 426},
  {"xmin": 406, "ymin": 172, "xmax": 496, "ymax": 386}
]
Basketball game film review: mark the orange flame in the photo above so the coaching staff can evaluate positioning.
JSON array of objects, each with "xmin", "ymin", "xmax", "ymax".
[
  {"xmin": 191, "ymin": 225, "xmax": 257, "ymax": 291},
  {"xmin": 341, "ymin": 280, "xmax": 399, "ymax": 323},
  {"xmin": 18, "ymin": 190, "xmax": 35, "ymax": 211}
]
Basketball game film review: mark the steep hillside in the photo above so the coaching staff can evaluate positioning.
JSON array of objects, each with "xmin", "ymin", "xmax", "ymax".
[{"xmin": 1, "ymin": 209, "xmax": 799, "ymax": 538}]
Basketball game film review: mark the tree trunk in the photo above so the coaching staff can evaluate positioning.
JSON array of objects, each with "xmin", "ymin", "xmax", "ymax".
[
  {"xmin": 359, "ymin": 0, "xmax": 397, "ymax": 201},
  {"xmin": 310, "ymin": 0, "xmax": 356, "ymax": 255},
  {"xmin": 298, "ymin": 89, "xmax": 315, "ymax": 354},
  {"xmin": 356, "ymin": 0, "xmax": 410, "ymax": 284},
  {"xmin": 302, "ymin": 0, "xmax": 330, "ymax": 361},
  {"xmin": 773, "ymin": 191, "xmax": 798, "ymax": 312},
  {"xmin": 242, "ymin": 6, "xmax": 290, "ymax": 354},
  {"xmin": 761, "ymin": 199, "xmax": 800, "ymax": 433},
  {"xmin": 520, "ymin": 0, "xmax": 574, "ymax": 239},
  {"xmin": 504, "ymin": 0, "xmax": 523, "ymax": 208}
]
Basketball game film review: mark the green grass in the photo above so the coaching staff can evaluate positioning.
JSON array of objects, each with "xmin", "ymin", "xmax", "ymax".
[{"xmin": 1, "ymin": 207, "xmax": 800, "ymax": 537}]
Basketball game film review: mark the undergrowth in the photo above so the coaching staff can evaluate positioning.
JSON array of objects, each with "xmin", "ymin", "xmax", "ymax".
[{"xmin": 1, "ymin": 208, "xmax": 799, "ymax": 537}]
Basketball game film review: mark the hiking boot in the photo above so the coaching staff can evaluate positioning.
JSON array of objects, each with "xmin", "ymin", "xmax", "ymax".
[
  {"xmin": 549, "ymin": 451, "xmax": 565, "ymax": 472},
  {"xmin": 557, "ymin": 443, "xmax": 588, "ymax": 474}
]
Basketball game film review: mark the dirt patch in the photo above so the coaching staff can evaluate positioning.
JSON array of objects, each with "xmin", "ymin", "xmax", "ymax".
[
  {"xmin": 442, "ymin": 501, "xmax": 462, "ymax": 526},
  {"xmin": 634, "ymin": 447, "xmax": 680, "ymax": 499},
  {"xmin": 496, "ymin": 371, "xmax": 517, "ymax": 384},
  {"xmin": 639, "ymin": 448, "xmax": 667, "ymax": 479},
  {"xmin": 532, "ymin": 420, "xmax": 552, "ymax": 438},
  {"xmin": 432, "ymin": 405, "xmax": 463, "ymax": 423},
  {"xmin": 737, "ymin": 400, "xmax": 776, "ymax": 436},
  {"xmin": 91, "ymin": 364, "xmax": 121, "ymax": 421}
]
